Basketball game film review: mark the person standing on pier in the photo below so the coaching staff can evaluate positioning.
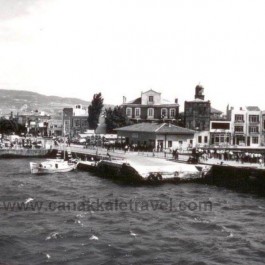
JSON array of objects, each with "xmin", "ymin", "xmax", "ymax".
[{"xmin": 124, "ymin": 145, "xmax": 128, "ymax": 153}]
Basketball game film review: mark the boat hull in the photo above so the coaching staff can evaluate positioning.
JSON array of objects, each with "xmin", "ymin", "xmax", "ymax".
[{"xmin": 30, "ymin": 161, "xmax": 77, "ymax": 174}]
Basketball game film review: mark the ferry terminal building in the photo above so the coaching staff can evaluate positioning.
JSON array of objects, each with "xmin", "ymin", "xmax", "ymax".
[{"xmin": 115, "ymin": 122, "xmax": 195, "ymax": 151}]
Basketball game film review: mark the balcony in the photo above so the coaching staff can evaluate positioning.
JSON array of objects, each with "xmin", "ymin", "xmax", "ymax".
[{"xmin": 248, "ymin": 131, "xmax": 259, "ymax": 135}]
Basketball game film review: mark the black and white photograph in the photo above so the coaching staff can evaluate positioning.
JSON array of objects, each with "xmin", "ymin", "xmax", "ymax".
[{"xmin": 0, "ymin": 0, "xmax": 264, "ymax": 264}]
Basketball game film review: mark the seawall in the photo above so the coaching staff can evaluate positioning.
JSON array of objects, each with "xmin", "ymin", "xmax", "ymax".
[
  {"xmin": 201, "ymin": 165, "xmax": 265, "ymax": 196},
  {"xmin": 0, "ymin": 148, "xmax": 53, "ymax": 158}
]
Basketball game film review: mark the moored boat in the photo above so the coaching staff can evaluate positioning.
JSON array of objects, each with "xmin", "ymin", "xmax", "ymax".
[{"xmin": 30, "ymin": 159, "xmax": 77, "ymax": 174}]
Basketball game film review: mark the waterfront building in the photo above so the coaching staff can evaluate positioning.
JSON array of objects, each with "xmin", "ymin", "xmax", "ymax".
[
  {"xmin": 194, "ymin": 131, "xmax": 210, "ymax": 148},
  {"xmin": 62, "ymin": 105, "xmax": 89, "ymax": 137},
  {"xmin": 209, "ymin": 120, "xmax": 232, "ymax": 147},
  {"xmin": 184, "ymin": 85, "xmax": 211, "ymax": 131},
  {"xmin": 262, "ymin": 111, "xmax": 265, "ymax": 146},
  {"xmin": 122, "ymin": 89, "xmax": 179, "ymax": 123},
  {"xmin": 115, "ymin": 122, "xmax": 195, "ymax": 151},
  {"xmin": 17, "ymin": 110, "xmax": 51, "ymax": 136},
  {"xmin": 227, "ymin": 106, "xmax": 262, "ymax": 147},
  {"xmin": 48, "ymin": 115, "xmax": 63, "ymax": 136}
]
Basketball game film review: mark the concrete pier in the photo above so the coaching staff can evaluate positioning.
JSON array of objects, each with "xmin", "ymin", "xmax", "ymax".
[{"xmin": 57, "ymin": 145, "xmax": 265, "ymax": 195}]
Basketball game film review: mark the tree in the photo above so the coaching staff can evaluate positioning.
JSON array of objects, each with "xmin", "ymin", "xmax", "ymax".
[
  {"xmin": 88, "ymin": 93, "xmax": 104, "ymax": 130},
  {"xmin": 0, "ymin": 118, "xmax": 26, "ymax": 135},
  {"xmin": 105, "ymin": 106, "xmax": 132, "ymax": 133}
]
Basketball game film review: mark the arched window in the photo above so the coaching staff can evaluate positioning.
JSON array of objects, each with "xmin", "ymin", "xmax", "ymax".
[{"xmin": 161, "ymin": 108, "xmax": 168, "ymax": 119}]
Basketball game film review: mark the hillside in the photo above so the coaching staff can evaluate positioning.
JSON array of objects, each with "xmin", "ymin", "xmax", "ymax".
[{"xmin": 0, "ymin": 89, "xmax": 113, "ymax": 115}]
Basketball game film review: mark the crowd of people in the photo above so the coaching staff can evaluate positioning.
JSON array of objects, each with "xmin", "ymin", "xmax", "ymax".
[{"xmin": 195, "ymin": 148, "xmax": 265, "ymax": 165}]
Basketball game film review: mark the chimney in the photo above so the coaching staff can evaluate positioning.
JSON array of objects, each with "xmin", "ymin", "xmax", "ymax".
[
  {"xmin": 123, "ymin": 96, "xmax": 126, "ymax": 104},
  {"xmin": 175, "ymin": 98, "xmax": 178, "ymax": 104}
]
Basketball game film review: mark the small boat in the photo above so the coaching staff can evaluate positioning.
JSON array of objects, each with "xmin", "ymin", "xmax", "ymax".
[
  {"xmin": 30, "ymin": 132, "xmax": 77, "ymax": 174},
  {"xmin": 30, "ymin": 159, "xmax": 77, "ymax": 174}
]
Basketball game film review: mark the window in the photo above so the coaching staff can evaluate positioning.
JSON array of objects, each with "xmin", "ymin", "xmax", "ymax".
[
  {"xmin": 169, "ymin": 108, "xmax": 176, "ymax": 118},
  {"xmin": 198, "ymin": 136, "xmax": 202, "ymax": 143},
  {"xmin": 204, "ymin": 136, "xmax": 208, "ymax": 143},
  {"xmin": 211, "ymin": 122, "xmax": 230, "ymax": 130},
  {"xmin": 74, "ymin": 119, "xmax": 80, "ymax": 127},
  {"xmin": 168, "ymin": 141, "xmax": 172, "ymax": 148},
  {"xmin": 249, "ymin": 115, "xmax": 259, "ymax": 123},
  {"xmin": 235, "ymin": 115, "xmax": 244, "ymax": 122},
  {"xmin": 149, "ymin": 96, "xmax": 154, "ymax": 103},
  {"xmin": 135, "ymin": 108, "xmax": 141, "ymax": 118},
  {"xmin": 161, "ymin": 108, "xmax": 168, "ymax": 118},
  {"xmin": 81, "ymin": 119, "xmax": 88, "ymax": 127},
  {"xmin": 235, "ymin": 126, "xmax": 244, "ymax": 132},
  {"xmin": 126, "ymin": 107, "xmax": 132, "ymax": 117},
  {"xmin": 264, "ymin": 120, "xmax": 265, "ymax": 130},
  {"xmin": 147, "ymin": 108, "xmax": 154, "ymax": 118},
  {"xmin": 249, "ymin": 126, "xmax": 259, "ymax": 133},
  {"xmin": 252, "ymin": 136, "xmax": 259, "ymax": 144}
]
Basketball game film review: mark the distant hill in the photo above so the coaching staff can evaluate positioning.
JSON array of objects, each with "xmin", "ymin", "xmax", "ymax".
[{"xmin": 0, "ymin": 89, "xmax": 113, "ymax": 115}]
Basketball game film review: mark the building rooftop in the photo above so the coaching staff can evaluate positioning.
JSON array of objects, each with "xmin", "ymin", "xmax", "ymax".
[
  {"xmin": 246, "ymin": 106, "xmax": 260, "ymax": 111},
  {"xmin": 126, "ymin": 97, "xmax": 177, "ymax": 105},
  {"xmin": 127, "ymin": 97, "xmax": 141, "ymax": 104},
  {"xmin": 211, "ymin": 107, "xmax": 223, "ymax": 114},
  {"xmin": 185, "ymin": 98, "xmax": 210, "ymax": 103},
  {"xmin": 115, "ymin": 122, "xmax": 195, "ymax": 135},
  {"xmin": 124, "ymin": 89, "xmax": 178, "ymax": 105}
]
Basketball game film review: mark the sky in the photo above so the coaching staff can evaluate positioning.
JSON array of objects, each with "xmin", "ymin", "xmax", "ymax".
[{"xmin": 0, "ymin": 0, "xmax": 265, "ymax": 112}]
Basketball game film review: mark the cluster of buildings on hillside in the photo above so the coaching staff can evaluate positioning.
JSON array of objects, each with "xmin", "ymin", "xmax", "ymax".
[
  {"xmin": 2, "ymin": 86, "xmax": 265, "ymax": 150},
  {"xmin": 4, "ymin": 104, "xmax": 104, "ymax": 139}
]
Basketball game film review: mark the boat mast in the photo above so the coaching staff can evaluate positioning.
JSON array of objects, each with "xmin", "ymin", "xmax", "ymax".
[{"xmin": 63, "ymin": 115, "xmax": 65, "ymax": 160}]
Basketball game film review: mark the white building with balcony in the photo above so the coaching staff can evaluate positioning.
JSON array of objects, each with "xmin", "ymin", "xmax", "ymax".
[{"xmin": 229, "ymin": 106, "xmax": 262, "ymax": 147}]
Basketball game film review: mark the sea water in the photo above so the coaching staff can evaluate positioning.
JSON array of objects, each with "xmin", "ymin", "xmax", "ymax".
[{"xmin": 0, "ymin": 158, "xmax": 264, "ymax": 265}]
